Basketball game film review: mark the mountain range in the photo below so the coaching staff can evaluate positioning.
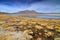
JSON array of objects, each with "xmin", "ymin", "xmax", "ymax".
[{"xmin": 0, "ymin": 10, "xmax": 60, "ymax": 16}]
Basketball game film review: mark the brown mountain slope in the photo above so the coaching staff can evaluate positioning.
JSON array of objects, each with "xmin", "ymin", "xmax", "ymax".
[{"xmin": 15, "ymin": 10, "xmax": 40, "ymax": 14}]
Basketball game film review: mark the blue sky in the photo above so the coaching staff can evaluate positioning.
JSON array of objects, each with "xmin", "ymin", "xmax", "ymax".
[{"xmin": 0, "ymin": 0, "xmax": 60, "ymax": 13}]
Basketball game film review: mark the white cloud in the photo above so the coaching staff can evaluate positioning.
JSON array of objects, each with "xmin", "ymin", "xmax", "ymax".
[{"xmin": 0, "ymin": 0, "xmax": 60, "ymax": 13}]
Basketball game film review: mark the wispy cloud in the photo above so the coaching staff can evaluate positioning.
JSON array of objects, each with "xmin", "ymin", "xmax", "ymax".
[{"xmin": 0, "ymin": 0, "xmax": 60, "ymax": 13}]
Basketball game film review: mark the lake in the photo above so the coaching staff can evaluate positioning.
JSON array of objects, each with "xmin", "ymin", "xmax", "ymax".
[{"xmin": 36, "ymin": 15, "xmax": 60, "ymax": 19}]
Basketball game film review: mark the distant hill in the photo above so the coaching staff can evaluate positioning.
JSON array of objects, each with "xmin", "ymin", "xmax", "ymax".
[
  {"xmin": 0, "ymin": 10, "xmax": 40, "ymax": 14},
  {"xmin": 0, "ymin": 10, "xmax": 60, "ymax": 16},
  {"xmin": 15, "ymin": 10, "xmax": 40, "ymax": 14},
  {"xmin": 0, "ymin": 10, "xmax": 60, "ymax": 14},
  {"xmin": 0, "ymin": 10, "xmax": 41, "ymax": 16}
]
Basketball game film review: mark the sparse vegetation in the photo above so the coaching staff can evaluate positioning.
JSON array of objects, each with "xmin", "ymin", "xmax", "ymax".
[{"xmin": 0, "ymin": 14, "xmax": 60, "ymax": 40}]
